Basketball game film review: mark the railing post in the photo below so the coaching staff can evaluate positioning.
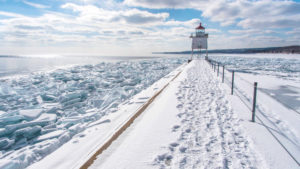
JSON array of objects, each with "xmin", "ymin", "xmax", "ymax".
[
  {"xmin": 231, "ymin": 71, "xmax": 234, "ymax": 95},
  {"xmin": 222, "ymin": 65, "xmax": 225, "ymax": 83},
  {"xmin": 217, "ymin": 63, "xmax": 220, "ymax": 76},
  {"xmin": 252, "ymin": 82, "xmax": 258, "ymax": 122},
  {"xmin": 214, "ymin": 63, "xmax": 216, "ymax": 72}
]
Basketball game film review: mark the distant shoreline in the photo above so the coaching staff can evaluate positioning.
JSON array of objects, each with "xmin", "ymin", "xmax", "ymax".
[{"xmin": 153, "ymin": 45, "xmax": 300, "ymax": 54}]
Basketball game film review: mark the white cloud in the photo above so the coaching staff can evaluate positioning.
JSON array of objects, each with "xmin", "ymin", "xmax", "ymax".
[
  {"xmin": 286, "ymin": 28, "xmax": 300, "ymax": 35},
  {"xmin": 0, "ymin": 3, "xmax": 198, "ymax": 55},
  {"xmin": 23, "ymin": 1, "xmax": 50, "ymax": 9},
  {"xmin": 237, "ymin": 16, "xmax": 300, "ymax": 29},
  {"xmin": 125, "ymin": 0, "xmax": 300, "ymax": 30},
  {"xmin": 229, "ymin": 29, "xmax": 275, "ymax": 35},
  {"xmin": 124, "ymin": 0, "xmax": 210, "ymax": 10},
  {"xmin": 1, "ymin": 0, "xmax": 299, "ymax": 55},
  {"xmin": 62, "ymin": 3, "xmax": 168, "ymax": 25},
  {"xmin": 121, "ymin": 9, "xmax": 169, "ymax": 24},
  {"xmin": 205, "ymin": 29, "xmax": 221, "ymax": 33},
  {"xmin": 0, "ymin": 11, "xmax": 26, "ymax": 18}
]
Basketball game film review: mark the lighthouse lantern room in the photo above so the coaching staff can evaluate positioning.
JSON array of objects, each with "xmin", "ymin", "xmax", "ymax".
[{"xmin": 190, "ymin": 22, "xmax": 208, "ymax": 60}]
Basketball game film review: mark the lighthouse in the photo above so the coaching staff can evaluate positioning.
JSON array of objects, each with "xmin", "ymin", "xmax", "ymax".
[{"xmin": 190, "ymin": 22, "xmax": 208, "ymax": 60}]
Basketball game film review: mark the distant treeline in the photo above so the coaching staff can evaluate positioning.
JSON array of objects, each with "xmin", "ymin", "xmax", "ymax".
[{"xmin": 154, "ymin": 45, "xmax": 300, "ymax": 54}]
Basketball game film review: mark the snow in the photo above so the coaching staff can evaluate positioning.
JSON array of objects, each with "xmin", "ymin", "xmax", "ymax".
[
  {"xmin": 87, "ymin": 55, "xmax": 299, "ymax": 169},
  {"xmin": 0, "ymin": 57, "xmax": 186, "ymax": 168},
  {"xmin": 27, "ymin": 62, "xmax": 186, "ymax": 169},
  {"xmin": 208, "ymin": 54, "xmax": 300, "ymax": 168},
  {"xmin": 209, "ymin": 54, "xmax": 300, "ymax": 82},
  {"xmin": 88, "ymin": 60, "xmax": 266, "ymax": 169},
  {"xmin": 1, "ymin": 54, "xmax": 299, "ymax": 168}
]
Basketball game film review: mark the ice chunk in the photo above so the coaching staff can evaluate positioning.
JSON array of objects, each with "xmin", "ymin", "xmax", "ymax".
[
  {"xmin": 60, "ymin": 117, "xmax": 82, "ymax": 128},
  {"xmin": 0, "ymin": 115, "xmax": 25, "ymax": 126},
  {"xmin": 69, "ymin": 123, "xmax": 85, "ymax": 135},
  {"xmin": 0, "ymin": 85, "xmax": 17, "ymax": 96},
  {"xmin": 0, "ymin": 110, "xmax": 6, "ymax": 116},
  {"xmin": 5, "ymin": 121, "xmax": 50, "ymax": 133},
  {"xmin": 14, "ymin": 126, "xmax": 42, "ymax": 140},
  {"xmin": 41, "ymin": 128, "xmax": 56, "ymax": 135},
  {"xmin": 0, "ymin": 57, "xmax": 186, "ymax": 168},
  {"xmin": 34, "ymin": 113, "xmax": 57, "ymax": 123},
  {"xmin": 62, "ymin": 98, "xmax": 81, "ymax": 108},
  {"xmin": 60, "ymin": 91, "xmax": 87, "ymax": 103},
  {"xmin": 58, "ymin": 132, "xmax": 71, "ymax": 143},
  {"xmin": 19, "ymin": 109, "xmax": 43, "ymax": 121},
  {"xmin": 0, "ymin": 128, "xmax": 8, "ymax": 137},
  {"xmin": 101, "ymin": 80, "xmax": 110, "ymax": 88},
  {"xmin": 45, "ymin": 107, "xmax": 59, "ymax": 115},
  {"xmin": 0, "ymin": 137, "xmax": 14, "ymax": 149},
  {"xmin": 92, "ymin": 99, "xmax": 104, "ymax": 108},
  {"xmin": 34, "ymin": 130, "xmax": 65, "ymax": 143},
  {"xmin": 33, "ymin": 79, "xmax": 42, "ymax": 85},
  {"xmin": 63, "ymin": 102, "xmax": 83, "ymax": 110},
  {"xmin": 0, "ymin": 160, "xmax": 22, "ymax": 169},
  {"xmin": 41, "ymin": 94, "xmax": 57, "ymax": 102}
]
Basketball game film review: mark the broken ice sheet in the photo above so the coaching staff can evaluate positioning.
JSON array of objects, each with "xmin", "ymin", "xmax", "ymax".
[{"xmin": 0, "ymin": 57, "xmax": 186, "ymax": 168}]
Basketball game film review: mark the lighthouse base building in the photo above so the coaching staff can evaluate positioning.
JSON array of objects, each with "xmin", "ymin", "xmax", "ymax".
[{"xmin": 190, "ymin": 23, "xmax": 208, "ymax": 60}]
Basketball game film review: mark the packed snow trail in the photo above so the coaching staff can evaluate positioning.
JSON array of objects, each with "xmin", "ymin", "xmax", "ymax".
[
  {"xmin": 154, "ymin": 60, "xmax": 264, "ymax": 168},
  {"xmin": 89, "ymin": 60, "xmax": 265, "ymax": 169}
]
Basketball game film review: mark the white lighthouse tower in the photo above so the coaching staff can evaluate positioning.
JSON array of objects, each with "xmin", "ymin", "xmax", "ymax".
[{"xmin": 190, "ymin": 22, "xmax": 208, "ymax": 60}]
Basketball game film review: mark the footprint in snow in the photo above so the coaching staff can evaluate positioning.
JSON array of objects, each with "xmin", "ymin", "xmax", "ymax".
[
  {"xmin": 172, "ymin": 125, "xmax": 180, "ymax": 132},
  {"xmin": 170, "ymin": 142, "xmax": 179, "ymax": 147},
  {"xmin": 176, "ymin": 104, "xmax": 183, "ymax": 109},
  {"xmin": 185, "ymin": 128, "xmax": 191, "ymax": 133},
  {"xmin": 155, "ymin": 153, "xmax": 173, "ymax": 166},
  {"xmin": 179, "ymin": 146, "xmax": 187, "ymax": 153}
]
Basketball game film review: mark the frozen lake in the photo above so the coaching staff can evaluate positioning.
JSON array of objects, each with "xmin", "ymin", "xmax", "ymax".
[
  {"xmin": 0, "ymin": 55, "xmax": 162, "ymax": 78},
  {"xmin": 1, "ymin": 53, "xmax": 300, "ymax": 168},
  {"xmin": 209, "ymin": 53, "xmax": 300, "ymax": 82}
]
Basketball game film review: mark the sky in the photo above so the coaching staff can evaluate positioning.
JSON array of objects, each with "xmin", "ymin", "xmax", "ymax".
[{"xmin": 0, "ymin": 0, "xmax": 299, "ymax": 56}]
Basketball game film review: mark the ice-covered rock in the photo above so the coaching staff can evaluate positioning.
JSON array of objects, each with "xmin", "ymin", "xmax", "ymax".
[{"xmin": 19, "ymin": 109, "xmax": 43, "ymax": 121}]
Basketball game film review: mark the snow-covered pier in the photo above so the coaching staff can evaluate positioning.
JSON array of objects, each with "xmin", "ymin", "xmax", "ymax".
[
  {"xmin": 27, "ymin": 59, "xmax": 300, "ymax": 169},
  {"xmin": 84, "ymin": 59, "xmax": 265, "ymax": 168}
]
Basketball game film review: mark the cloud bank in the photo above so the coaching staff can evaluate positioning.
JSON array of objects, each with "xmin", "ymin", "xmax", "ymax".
[{"xmin": 0, "ymin": 0, "xmax": 299, "ymax": 55}]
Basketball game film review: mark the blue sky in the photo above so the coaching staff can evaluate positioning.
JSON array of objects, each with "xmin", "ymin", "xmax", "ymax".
[{"xmin": 0, "ymin": 0, "xmax": 299, "ymax": 55}]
